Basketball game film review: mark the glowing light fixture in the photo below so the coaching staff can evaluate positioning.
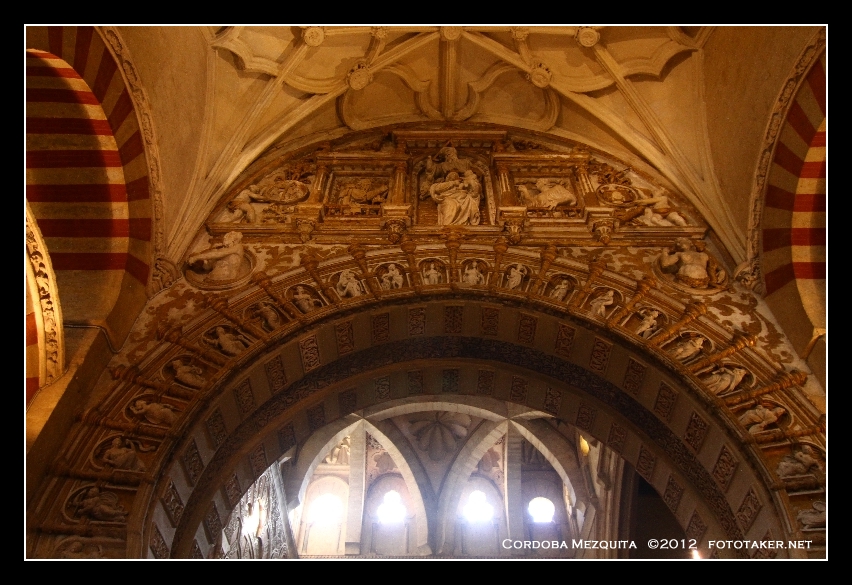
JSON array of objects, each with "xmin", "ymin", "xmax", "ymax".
[
  {"xmin": 579, "ymin": 435, "xmax": 590, "ymax": 457},
  {"xmin": 463, "ymin": 490, "xmax": 494, "ymax": 523},
  {"xmin": 528, "ymin": 497, "xmax": 556, "ymax": 523},
  {"xmin": 691, "ymin": 549, "xmax": 701, "ymax": 560},
  {"xmin": 377, "ymin": 490, "xmax": 407, "ymax": 524},
  {"xmin": 309, "ymin": 494, "xmax": 343, "ymax": 525}
]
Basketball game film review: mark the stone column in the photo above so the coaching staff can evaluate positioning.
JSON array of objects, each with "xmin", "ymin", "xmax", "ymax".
[
  {"xmin": 504, "ymin": 424, "xmax": 525, "ymax": 556},
  {"xmin": 344, "ymin": 422, "xmax": 366, "ymax": 554}
]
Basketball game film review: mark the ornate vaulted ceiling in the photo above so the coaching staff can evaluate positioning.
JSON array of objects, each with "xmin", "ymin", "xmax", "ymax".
[{"xmin": 25, "ymin": 26, "xmax": 826, "ymax": 559}]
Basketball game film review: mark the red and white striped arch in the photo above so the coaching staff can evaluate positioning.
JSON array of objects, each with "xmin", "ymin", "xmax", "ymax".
[
  {"xmin": 26, "ymin": 26, "xmax": 153, "ymax": 343},
  {"xmin": 761, "ymin": 51, "xmax": 826, "ymax": 339}
]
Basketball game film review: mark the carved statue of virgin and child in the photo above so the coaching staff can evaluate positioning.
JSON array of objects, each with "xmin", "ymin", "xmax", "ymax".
[{"xmin": 420, "ymin": 146, "xmax": 483, "ymax": 227}]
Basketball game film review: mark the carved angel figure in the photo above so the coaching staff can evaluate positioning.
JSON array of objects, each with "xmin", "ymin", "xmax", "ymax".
[
  {"xmin": 254, "ymin": 302, "xmax": 282, "ymax": 331},
  {"xmin": 634, "ymin": 309, "xmax": 660, "ymax": 339},
  {"xmin": 76, "ymin": 487, "xmax": 128, "ymax": 522},
  {"xmin": 777, "ymin": 445, "xmax": 823, "ymax": 478},
  {"xmin": 336, "ymin": 269, "xmax": 364, "ymax": 298},
  {"xmin": 205, "ymin": 326, "xmax": 249, "ymax": 356},
  {"xmin": 659, "ymin": 238, "xmax": 725, "ymax": 289},
  {"xmin": 637, "ymin": 206, "xmax": 687, "ymax": 227},
  {"xmin": 103, "ymin": 437, "xmax": 146, "ymax": 471},
  {"xmin": 550, "ymin": 279, "xmax": 571, "ymax": 302},
  {"xmin": 462, "ymin": 263, "xmax": 485, "ymax": 286},
  {"xmin": 292, "ymin": 286, "xmax": 322, "ymax": 313},
  {"xmin": 172, "ymin": 359, "xmax": 206, "ymax": 388},
  {"xmin": 506, "ymin": 264, "xmax": 527, "ymax": 290},
  {"xmin": 669, "ymin": 337, "xmax": 705, "ymax": 362},
  {"xmin": 187, "ymin": 232, "xmax": 245, "ymax": 281},
  {"xmin": 381, "ymin": 264, "xmax": 404, "ymax": 290},
  {"xmin": 218, "ymin": 185, "xmax": 259, "ymax": 223},
  {"xmin": 703, "ymin": 365, "xmax": 748, "ymax": 395},
  {"xmin": 738, "ymin": 404, "xmax": 786, "ymax": 434},
  {"xmin": 423, "ymin": 263, "xmax": 442, "ymax": 285},
  {"xmin": 130, "ymin": 399, "xmax": 178, "ymax": 427},
  {"xmin": 589, "ymin": 289, "xmax": 615, "ymax": 318}
]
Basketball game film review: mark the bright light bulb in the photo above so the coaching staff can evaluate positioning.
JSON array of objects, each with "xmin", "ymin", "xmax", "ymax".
[
  {"xmin": 579, "ymin": 435, "xmax": 590, "ymax": 456},
  {"xmin": 463, "ymin": 490, "xmax": 494, "ymax": 523},
  {"xmin": 377, "ymin": 490, "xmax": 407, "ymax": 524},
  {"xmin": 528, "ymin": 497, "xmax": 556, "ymax": 523},
  {"xmin": 691, "ymin": 549, "xmax": 701, "ymax": 560},
  {"xmin": 309, "ymin": 494, "xmax": 343, "ymax": 525}
]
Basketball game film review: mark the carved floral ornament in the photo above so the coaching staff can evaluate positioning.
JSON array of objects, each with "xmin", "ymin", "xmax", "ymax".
[{"xmin": 25, "ymin": 204, "xmax": 64, "ymax": 384}]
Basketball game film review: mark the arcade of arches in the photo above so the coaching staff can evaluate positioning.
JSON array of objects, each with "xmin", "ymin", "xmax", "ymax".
[{"xmin": 25, "ymin": 26, "xmax": 826, "ymax": 559}]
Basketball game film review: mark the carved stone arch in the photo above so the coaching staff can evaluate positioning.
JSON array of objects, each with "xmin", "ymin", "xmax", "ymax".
[
  {"xmin": 287, "ymin": 414, "xmax": 363, "ymax": 508},
  {"xmin": 361, "ymin": 420, "xmax": 432, "ymax": 554},
  {"xmin": 508, "ymin": 418, "xmax": 589, "ymax": 509},
  {"xmin": 30, "ymin": 247, "xmax": 812, "ymax": 559},
  {"xmin": 159, "ymin": 323, "xmax": 790, "ymax": 558},
  {"xmin": 25, "ymin": 26, "xmax": 163, "ymax": 306},
  {"xmin": 433, "ymin": 419, "xmax": 508, "ymax": 555}
]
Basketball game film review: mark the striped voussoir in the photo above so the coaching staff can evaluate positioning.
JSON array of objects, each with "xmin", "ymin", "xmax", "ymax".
[
  {"xmin": 762, "ymin": 52, "xmax": 825, "ymax": 316},
  {"xmin": 26, "ymin": 27, "xmax": 152, "ymax": 292}
]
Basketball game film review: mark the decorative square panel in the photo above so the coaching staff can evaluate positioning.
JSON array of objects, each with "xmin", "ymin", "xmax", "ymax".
[
  {"xmin": 182, "ymin": 439, "xmax": 204, "ymax": 486},
  {"xmin": 684, "ymin": 412, "xmax": 709, "ymax": 451},
  {"xmin": 554, "ymin": 324, "xmax": 575, "ymax": 358},
  {"xmin": 575, "ymin": 403, "xmax": 596, "ymax": 431},
  {"xmin": 481, "ymin": 307, "xmax": 499, "ymax": 336},
  {"xmin": 233, "ymin": 379, "xmax": 255, "ymax": 416},
  {"xmin": 372, "ymin": 313, "xmax": 390, "ymax": 343},
  {"xmin": 335, "ymin": 320, "xmax": 355, "ymax": 354},
  {"xmin": 622, "ymin": 358, "xmax": 646, "ymax": 395},
  {"xmin": 477, "ymin": 370, "xmax": 495, "ymax": 395},
  {"xmin": 264, "ymin": 355, "xmax": 288, "ymax": 394},
  {"xmin": 589, "ymin": 338, "xmax": 612, "ymax": 373},
  {"xmin": 444, "ymin": 306, "xmax": 464, "ymax": 334},
  {"xmin": 544, "ymin": 387, "xmax": 562, "ymax": 415},
  {"xmin": 654, "ymin": 382, "xmax": 678, "ymax": 421},
  {"xmin": 407, "ymin": 370, "xmax": 424, "ymax": 395},
  {"xmin": 206, "ymin": 409, "xmax": 228, "ymax": 448},
  {"xmin": 509, "ymin": 375, "xmax": 528, "ymax": 403},
  {"xmin": 518, "ymin": 314, "xmax": 537, "ymax": 344},
  {"xmin": 299, "ymin": 336, "xmax": 321, "ymax": 372},
  {"xmin": 712, "ymin": 446, "xmax": 738, "ymax": 491},
  {"xmin": 408, "ymin": 307, "xmax": 426, "ymax": 336}
]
